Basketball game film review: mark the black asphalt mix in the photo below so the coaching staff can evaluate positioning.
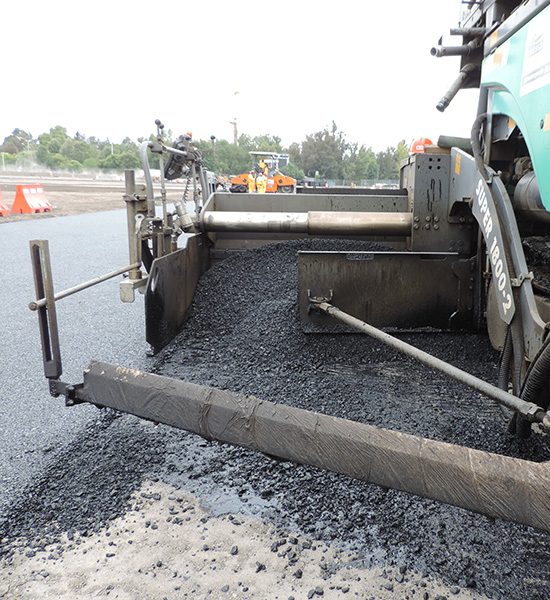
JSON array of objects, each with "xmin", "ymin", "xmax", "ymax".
[{"xmin": 1, "ymin": 231, "xmax": 549, "ymax": 600}]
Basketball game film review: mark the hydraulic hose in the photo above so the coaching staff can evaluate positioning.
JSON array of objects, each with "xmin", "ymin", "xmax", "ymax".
[
  {"xmin": 521, "ymin": 334, "xmax": 550, "ymax": 410},
  {"xmin": 498, "ymin": 327, "xmax": 512, "ymax": 390},
  {"xmin": 471, "ymin": 112, "xmax": 490, "ymax": 181}
]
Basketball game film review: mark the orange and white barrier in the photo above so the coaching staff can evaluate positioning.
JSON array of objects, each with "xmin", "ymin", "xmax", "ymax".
[
  {"xmin": 0, "ymin": 188, "xmax": 9, "ymax": 216},
  {"xmin": 11, "ymin": 184, "xmax": 52, "ymax": 214}
]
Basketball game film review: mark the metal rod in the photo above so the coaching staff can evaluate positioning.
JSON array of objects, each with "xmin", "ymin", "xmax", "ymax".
[
  {"xmin": 29, "ymin": 262, "xmax": 141, "ymax": 311},
  {"xmin": 124, "ymin": 170, "xmax": 144, "ymax": 282},
  {"xmin": 77, "ymin": 360, "xmax": 550, "ymax": 532},
  {"xmin": 431, "ymin": 40, "xmax": 478, "ymax": 57},
  {"xmin": 139, "ymin": 141, "xmax": 156, "ymax": 217},
  {"xmin": 201, "ymin": 211, "xmax": 412, "ymax": 236},
  {"xmin": 436, "ymin": 63, "xmax": 478, "ymax": 112},
  {"xmin": 449, "ymin": 27, "xmax": 487, "ymax": 36},
  {"xmin": 314, "ymin": 301, "xmax": 549, "ymax": 427}
]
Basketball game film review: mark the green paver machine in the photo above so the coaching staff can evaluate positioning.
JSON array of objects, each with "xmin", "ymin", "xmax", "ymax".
[{"xmin": 31, "ymin": 0, "xmax": 550, "ymax": 531}]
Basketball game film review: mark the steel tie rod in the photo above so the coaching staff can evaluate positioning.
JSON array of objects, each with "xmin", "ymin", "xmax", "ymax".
[
  {"xmin": 29, "ymin": 261, "xmax": 141, "ymax": 311},
  {"xmin": 313, "ymin": 301, "xmax": 550, "ymax": 430}
]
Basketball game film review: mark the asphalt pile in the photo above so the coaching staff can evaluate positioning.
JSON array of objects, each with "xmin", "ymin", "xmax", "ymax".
[
  {"xmin": 152, "ymin": 238, "xmax": 550, "ymax": 599},
  {"xmin": 2, "ymin": 238, "xmax": 549, "ymax": 600}
]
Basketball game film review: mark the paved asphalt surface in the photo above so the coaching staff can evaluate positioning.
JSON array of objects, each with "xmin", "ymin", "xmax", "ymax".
[{"xmin": 0, "ymin": 210, "xmax": 149, "ymax": 519}]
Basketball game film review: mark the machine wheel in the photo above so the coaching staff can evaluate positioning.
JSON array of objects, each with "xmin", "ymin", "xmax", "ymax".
[{"xmin": 278, "ymin": 185, "xmax": 294, "ymax": 194}]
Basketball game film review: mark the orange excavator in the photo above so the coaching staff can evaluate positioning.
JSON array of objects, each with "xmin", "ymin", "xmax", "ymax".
[{"xmin": 230, "ymin": 151, "xmax": 296, "ymax": 193}]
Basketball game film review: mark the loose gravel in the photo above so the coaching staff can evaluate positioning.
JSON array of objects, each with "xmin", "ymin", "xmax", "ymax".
[{"xmin": 2, "ymin": 238, "xmax": 549, "ymax": 600}]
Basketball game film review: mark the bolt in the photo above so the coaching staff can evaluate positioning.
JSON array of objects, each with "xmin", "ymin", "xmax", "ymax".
[
  {"xmin": 425, "ymin": 216, "xmax": 431, "ymax": 222},
  {"xmin": 425, "ymin": 224, "xmax": 431, "ymax": 230},
  {"xmin": 414, "ymin": 216, "xmax": 420, "ymax": 222},
  {"xmin": 414, "ymin": 223, "xmax": 420, "ymax": 230},
  {"xmin": 434, "ymin": 224, "xmax": 439, "ymax": 230},
  {"xmin": 434, "ymin": 216, "xmax": 439, "ymax": 223}
]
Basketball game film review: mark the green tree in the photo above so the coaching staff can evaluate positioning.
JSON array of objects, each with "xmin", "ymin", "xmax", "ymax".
[
  {"xmin": 240, "ymin": 134, "xmax": 284, "ymax": 154},
  {"xmin": 48, "ymin": 139, "xmax": 61, "ymax": 154},
  {"xmin": 300, "ymin": 122, "xmax": 348, "ymax": 179},
  {"xmin": 0, "ymin": 128, "xmax": 34, "ymax": 154},
  {"xmin": 281, "ymin": 161, "xmax": 305, "ymax": 181},
  {"xmin": 61, "ymin": 139, "xmax": 99, "ymax": 165},
  {"xmin": 376, "ymin": 141, "xmax": 408, "ymax": 180},
  {"xmin": 202, "ymin": 138, "xmax": 250, "ymax": 175},
  {"xmin": 37, "ymin": 126, "xmax": 70, "ymax": 167},
  {"xmin": 99, "ymin": 152, "xmax": 140, "ymax": 170},
  {"xmin": 395, "ymin": 139, "xmax": 409, "ymax": 163},
  {"xmin": 342, "ymin": 145, "xmax": 379, "ymax": 182},
  {"xmin": 83, "ymin": 157, "xmax": 100, "ymax": 169},
  {"xmin": 288, "ymin": 142, "xmax": 301, "ymax": 167}
]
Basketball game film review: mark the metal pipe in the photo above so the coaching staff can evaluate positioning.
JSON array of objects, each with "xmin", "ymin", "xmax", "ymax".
[
  {"xmin": 449, "ymin": 27, "xmax": 487, "ymax": 36},
  {"xmin": 431, "ymin": 40, "xmax": 478, "ymax": 57},
  {"xmin": 124, "ymin": 170, "xmax": 143, "ymax": 282},
  {"xmin": 314, "ymin": 301, "xmax": 549, "ymax": 427},
  {"xmin": 139, "ymin": 141, "xmax": 156, "ymax": 217},
  {"xmin": 436, "ymin": 63, "xmax": 478, "ymax": 112},
  {"xmin": 29, "ymin": 262, "xmax": 141, "ymax": 311},
  {"xmin": 308, "ymin": 211, "xmax": 411, "ymax": 235},
  {"xmin": 199, "ymin": 166, "xmax": 210, "ymax": 213},
  {"xmin": 162, "ymin": 145, "xmax": 189, "ymax": 159},
  {"xmin": 158, "ymin": 151, "xmax": 168, "ymax": 225},
  {"xmin": 201, "ymin": 211, "xmax": 412, "ymax": 236}
]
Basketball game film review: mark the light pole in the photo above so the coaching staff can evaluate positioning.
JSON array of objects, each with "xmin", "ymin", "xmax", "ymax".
[{"xmin": 229, "ymin": 118, "xmax": 238, "ymax": 144}]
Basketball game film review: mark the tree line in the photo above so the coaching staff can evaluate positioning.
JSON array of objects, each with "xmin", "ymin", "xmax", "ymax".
[{"xmin": 1, "ymin": 123, "xmax": 410, "ymax": 181}]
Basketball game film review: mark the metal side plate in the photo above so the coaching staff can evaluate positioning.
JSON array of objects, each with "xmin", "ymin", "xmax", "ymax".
[
  {"xmin": 145, "ymin": 234, "xmax": 210, "ymax": 352},
  {"xmin": 298, "ymin": 251, "xmax": 474, "ymax": 332}
]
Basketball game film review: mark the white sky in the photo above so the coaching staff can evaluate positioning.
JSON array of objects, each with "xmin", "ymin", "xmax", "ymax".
[{"xmin": 2, "ymin": 1, "xmax": 479, "ymax": 153}]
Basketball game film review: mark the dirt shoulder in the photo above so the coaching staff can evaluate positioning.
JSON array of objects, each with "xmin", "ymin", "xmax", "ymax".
[
  {"xmin": 1, "ymin": 480, "xmax": 478, "ymax": 600},
  {"xmin": 0, "ymin": 179, "xmax": 126, "ymax": 223}
]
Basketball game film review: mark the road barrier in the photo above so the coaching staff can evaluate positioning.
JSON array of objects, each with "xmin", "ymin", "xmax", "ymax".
[
  {"xmin": 11, "ymin": 184, "xmax": 52, "ymax": 214},
  {"xmin": 0, "ymin": 188, "xmax": 8, "ymax": 216}
]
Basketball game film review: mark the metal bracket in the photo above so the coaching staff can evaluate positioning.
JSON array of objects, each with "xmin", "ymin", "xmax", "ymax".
[
  {"xmin": 48, "ymin": 379, "xmax": 87, "ymax": 407},
  {"xmin": 511, "ymin": 271, "xmax": 534, "ymax": 287},
  {"xmin": 307, "ymin": 289, "xmax": 333, "ymax": 314},
  {"xmin": 135, "ymin": 213, "xmax": 146, "ymax": 235},
  {"xmin": 120, "ymin": 276, "xmax": 149, "ymax": 303}
]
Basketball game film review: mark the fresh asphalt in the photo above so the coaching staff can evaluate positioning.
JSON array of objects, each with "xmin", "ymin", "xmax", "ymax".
[{"xmin": 0, "ymin": 210, "xmax": 150, "ymax": 518}]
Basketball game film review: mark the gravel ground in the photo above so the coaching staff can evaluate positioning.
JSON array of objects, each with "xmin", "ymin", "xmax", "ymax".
[
  {"xmin": 1, "ymin": 193, "xmax": 549, "ymax": 599},
  {"xmin": 0, "ymin": 209, "xmax": 149, "ymax": 517}
]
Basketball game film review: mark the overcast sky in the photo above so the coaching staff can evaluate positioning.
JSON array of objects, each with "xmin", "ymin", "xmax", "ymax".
[{"xmin": 3, "ymin": 1, "xmax": 480, "ymax": 152}]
